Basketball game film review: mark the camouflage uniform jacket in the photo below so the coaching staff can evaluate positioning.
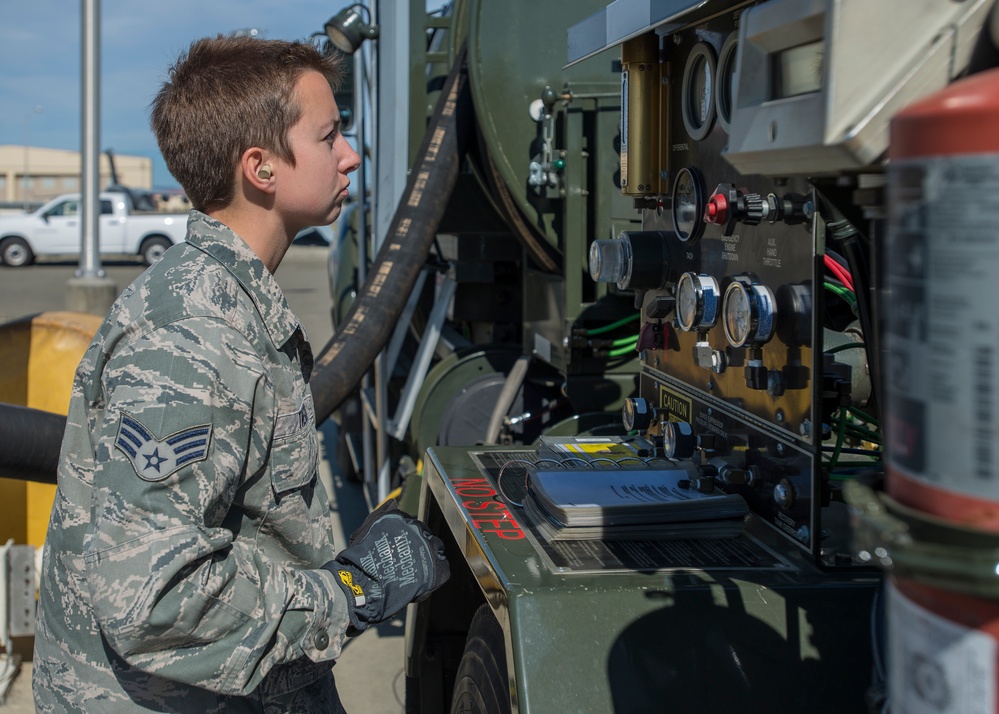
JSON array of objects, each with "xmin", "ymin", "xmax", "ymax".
[{"xmin": 33, "ymin": 212, "xmax": 349, "ymax": 713}]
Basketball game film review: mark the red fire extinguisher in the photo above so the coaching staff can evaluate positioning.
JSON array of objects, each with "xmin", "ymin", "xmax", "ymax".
[{"xmin": 884, "ymin": 64, "xmax": 999, "ymax": 714}]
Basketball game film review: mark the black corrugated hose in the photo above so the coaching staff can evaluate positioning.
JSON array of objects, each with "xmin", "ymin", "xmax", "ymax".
[
  {"xmin": 0, "ymin": 403, "xmax": 63, "ymax": 484},
  {"xmin": 310, "ymin": 44, "xmax": 474, "ymax": 424}
]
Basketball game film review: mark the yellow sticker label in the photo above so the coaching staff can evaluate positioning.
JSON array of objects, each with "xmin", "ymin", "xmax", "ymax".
[
  {"xmin": 337, "ymin": 569, "xmax": 364, "ymax": 597},
  {"xmin": 565, "ymin": 442, "xmax": 619, "ymax": 455},
  {"xmin": 658, "ymin": 385, "xmax": 692, "ymax": 422}
]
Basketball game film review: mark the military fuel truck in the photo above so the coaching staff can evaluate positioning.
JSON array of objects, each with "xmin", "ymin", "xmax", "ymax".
[{"xmin": 313, "ymin": 0, "xmax": 999, "ymax": 712}]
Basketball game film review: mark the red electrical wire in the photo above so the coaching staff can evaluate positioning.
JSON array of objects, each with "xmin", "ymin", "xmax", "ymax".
[{"xmin": 824, "ymin": 254, "xmax": 855, "ymax": 292}]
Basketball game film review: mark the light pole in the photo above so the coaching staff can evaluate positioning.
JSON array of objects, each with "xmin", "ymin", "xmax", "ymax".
[
  {"xmin": 66, "ymin": 0, "xmax": 116, "ymax": 317},
  {"xmin": 22, "ymin": 105, "xmax": 43, "ymax": 209}
]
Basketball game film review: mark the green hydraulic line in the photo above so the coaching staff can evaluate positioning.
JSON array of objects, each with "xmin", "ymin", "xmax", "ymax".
[
  {"xmin": 585, "ymin": 313, "xmax": 640, "ymax": 336},
  {"xmin": 608, "ymin": 343, "xmax": 638, "ymax": 358},
  {"xmin": 610, "ymin": 335, "xmax": 639, "ymax": 348}
]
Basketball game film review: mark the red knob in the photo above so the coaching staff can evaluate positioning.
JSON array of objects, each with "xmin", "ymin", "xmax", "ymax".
[{"xmin": 705, "ymin": 193, "xmax": 728, "ymax": 224}]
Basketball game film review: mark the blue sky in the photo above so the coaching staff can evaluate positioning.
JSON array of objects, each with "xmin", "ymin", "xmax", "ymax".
[{"xmin": 0, "ymin": 0, "xmax": 354, "ymax": 190}]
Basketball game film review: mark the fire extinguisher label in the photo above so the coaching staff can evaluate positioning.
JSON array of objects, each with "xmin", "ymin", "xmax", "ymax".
[
  {"xmin": 889, "ymin": 581, "xmax": 996, "ymax": 713},
  {"xmin": 886, "ymin": 154, "xmax": 999, "ymax": 501}
]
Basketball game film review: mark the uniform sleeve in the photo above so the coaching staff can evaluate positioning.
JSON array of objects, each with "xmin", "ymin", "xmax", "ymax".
[{"xmin": 81, "ymin": 317, "xmax": 349, "ymax": 696}]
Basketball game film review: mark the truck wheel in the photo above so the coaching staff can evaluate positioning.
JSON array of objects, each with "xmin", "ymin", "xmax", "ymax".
[
  {"xmin": 141, "ymin": 236, "xmax": 172, "ymax": 266},
  {"xmin": 1, "ymin": 237, "xmax": 34, "ymax": 267},
  {"xmin": 451, "ymin": 604, "xmax": 511, "ymax": 714}
]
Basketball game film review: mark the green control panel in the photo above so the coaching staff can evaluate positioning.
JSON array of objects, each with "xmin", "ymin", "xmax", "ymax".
[{"xmin": 406, "ymin": 445, "xmax": 881, "ymax": 713}]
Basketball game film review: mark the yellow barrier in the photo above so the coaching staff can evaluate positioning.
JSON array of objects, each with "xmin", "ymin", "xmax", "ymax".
[{"xmin": 0, "ymin": 312, "xmax": 101, "ymax": 546}]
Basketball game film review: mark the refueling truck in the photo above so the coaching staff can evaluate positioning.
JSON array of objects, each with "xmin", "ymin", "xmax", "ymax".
[{"xmin": 317, "ymin": 0, "xmax": 999, "ymax": 712}]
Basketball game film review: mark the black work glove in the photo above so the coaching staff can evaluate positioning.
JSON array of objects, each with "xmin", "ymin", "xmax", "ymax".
[{"xmin": 324, "ymin": 500, "xmax": 450, "ymax": 634}]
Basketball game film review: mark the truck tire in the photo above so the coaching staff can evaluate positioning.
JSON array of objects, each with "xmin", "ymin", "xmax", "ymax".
[
  {"xmin": 1, "ymin": 236, "xmax": 34, "ymax": 267},
  {"xmin": 450, "ymin": 604, "xmax": 511, "ymax": 714},
  {"xmin": 140, "ymin": 236, "xmax": 172, "ymax": 266}
]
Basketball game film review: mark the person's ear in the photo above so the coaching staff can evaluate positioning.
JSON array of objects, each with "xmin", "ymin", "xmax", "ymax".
[{"xmin": 242, "ymin": 148, "xmax": 274, "ymax": 191}]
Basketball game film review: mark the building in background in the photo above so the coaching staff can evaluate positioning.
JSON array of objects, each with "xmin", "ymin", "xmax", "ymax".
[{"xmin": 0, "ymin": 145, "xmax": 153, "ymax": 208}]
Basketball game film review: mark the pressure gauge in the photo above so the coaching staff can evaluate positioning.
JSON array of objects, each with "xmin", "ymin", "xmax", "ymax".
[
  {"xmin": 623, "ymin": 397, "xmax": 654, "ymax": 432},
  {"xmin": 663, "ymin": 421, "xmax": 697, "ymax": 459},
  {"xmin": 671, "ymin": 167, "xmax": 706, "ymax": 243},
  {"xmin": 676, "ymin": 272, "xmax": 720, "ymax": 332},
  {"xmin": 681, "ymin": 42, "xmax": 717, "ymax": 141},
  {"xmin": 589, "ymin": 238, "xmax": 631, "ymax": 288},
  {"xmin": 722, "ymin": 279, "xmax": 777, "ymax": 348}
]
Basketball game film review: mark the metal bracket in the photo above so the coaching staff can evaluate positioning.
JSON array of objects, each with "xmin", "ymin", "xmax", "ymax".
[
  {"xmin": 1, "ymin": 540, "xmax": 35, "ymax": 642},
  {"xmin": 0, "ymin": 539, "xmax": 35, "ymax": 704},
  {"xmin": 387, "ymin": 274, "xmax": 457, "ymax": 441},
  {"xmin": 844, "ymin": 481, "xmax": 999, "ymax": 599},
  {"xmin": 358, "ymin": 269, "xmax": 458, "ymax": 502}
]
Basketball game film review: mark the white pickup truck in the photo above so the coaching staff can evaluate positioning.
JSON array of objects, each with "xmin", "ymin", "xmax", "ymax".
[{"xmin": 0, "ymin": 191, "xmax": 189, "ymax": 268}]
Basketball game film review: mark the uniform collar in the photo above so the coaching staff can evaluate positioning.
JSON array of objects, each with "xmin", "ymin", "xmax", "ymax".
[{"xmin": 184, "ymin": 211, "xmax": 303, "ymax": 349}]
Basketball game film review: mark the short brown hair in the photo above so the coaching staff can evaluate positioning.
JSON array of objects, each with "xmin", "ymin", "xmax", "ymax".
[{"xmin": 150, "ymin": 36, "xmax": 343, "ymax": 212}]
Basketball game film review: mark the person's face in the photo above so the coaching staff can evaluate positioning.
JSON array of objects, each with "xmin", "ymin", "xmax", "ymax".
[{"xmin": 275, "ymin": 70, "xmax": 360, "ymax": 232}]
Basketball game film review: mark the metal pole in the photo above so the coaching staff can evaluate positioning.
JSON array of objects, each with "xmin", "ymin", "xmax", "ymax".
[
  {"xmin": 66, "ymin": 0, "xmax": 115, "ymax": 317},
  {"xmin": 371, "ymin": 0, "xmax": 392, "ymax": 505},
  {"xmin": 356, "ymin": 49, "xmax": 376, "ymax": 503},
  {"xmin": 79, "ymin": 0, "xmax": 103, "ymax": 279}
]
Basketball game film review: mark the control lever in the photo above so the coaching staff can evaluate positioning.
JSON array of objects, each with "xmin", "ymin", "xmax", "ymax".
[{"xmin": 704, "ymin": 184, "xmax": 812, "ymax": 235}]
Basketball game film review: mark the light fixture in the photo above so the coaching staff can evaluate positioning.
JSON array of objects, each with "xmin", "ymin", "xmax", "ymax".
[{"xmin": 324, "ymin": 3, "xmax": 379, "ymax": 55}]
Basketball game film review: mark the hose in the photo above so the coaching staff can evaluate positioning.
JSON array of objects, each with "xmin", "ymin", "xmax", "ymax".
[
  {"xmin": 0, "ymin": 403, "xmax": 64, "ymax": 484},
  {"xmin": 310, "ymin": 44, "xmax": 475, "ymax": 425}
]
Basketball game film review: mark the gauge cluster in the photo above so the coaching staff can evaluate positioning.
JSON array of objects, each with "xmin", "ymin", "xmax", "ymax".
[
  {"xmin": 605, "ymin": 3, "xmax": 849, "ymax": 559},
  {"xmin": 646, "ymin": 11, "xmax": 816, "ymax": 443}
]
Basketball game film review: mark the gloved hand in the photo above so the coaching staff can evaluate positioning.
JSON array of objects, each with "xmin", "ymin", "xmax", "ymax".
[{"xmin": 324, "ymin": 500, "xmax": 450, "ymax": 634}]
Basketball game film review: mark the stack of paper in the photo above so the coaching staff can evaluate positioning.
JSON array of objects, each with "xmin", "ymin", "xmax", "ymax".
[{"xmin": 522, "ymin": 464, "xmax": 748, "ymax": 541}]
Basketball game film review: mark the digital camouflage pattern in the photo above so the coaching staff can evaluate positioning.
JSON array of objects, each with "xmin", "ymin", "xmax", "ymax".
[{"xmin": 33, "ymin": 212, "xmax": 350, "ymax": 713}]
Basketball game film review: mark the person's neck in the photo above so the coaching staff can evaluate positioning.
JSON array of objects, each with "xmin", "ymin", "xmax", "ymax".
[{"xmin": 206, "ymin": 204, "xmax": 293, "ymax": 275}]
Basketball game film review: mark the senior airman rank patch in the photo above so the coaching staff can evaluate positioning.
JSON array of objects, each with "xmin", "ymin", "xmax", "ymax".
[{"xmin": 114, "ymin": 412, "xmax": 212, "ymax": 481}]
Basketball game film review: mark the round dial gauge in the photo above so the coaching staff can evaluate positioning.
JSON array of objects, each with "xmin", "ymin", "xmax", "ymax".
[
  {"xmin": 676, "ymin": 272, "xmax": 720, "ymax": 332},
  {"xmin": 722, "ymin": 279, "xmax": 777, "ymax": 348},
  {"xmin": 671, "ymin": 167, "xmax": 706, "ymax": 243},
  {"xmin": 681, "ymin": 42, "xmax": 717, "ymax": 141},
  {"xmin": 622, "ymin": 397, "xmax": 653, "ymax": 432},
  {"xmin": 663, "ymin": 421, "xmax": 696, "ymax": 459}
]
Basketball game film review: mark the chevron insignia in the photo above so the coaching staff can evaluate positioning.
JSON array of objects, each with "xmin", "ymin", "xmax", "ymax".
[{"xmin": 114, "ymin": 412, "xmax": 212, "ymax": 482}]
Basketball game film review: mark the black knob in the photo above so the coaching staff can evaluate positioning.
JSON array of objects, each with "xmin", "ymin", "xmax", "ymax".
[
  {"xmin": 745, "ymin": 363, "xmax": 768, "ymax": 390},
  {"xmin": 696, "ymin": 433, "xmax": 717, "ymax": 451},
  {"xmin": 741, "ymin": 193, "xmax": 764, "ymax": 226},
  {"xmin": 646, "ymin": 295, "xmax": 676, "ymax": 320}
]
